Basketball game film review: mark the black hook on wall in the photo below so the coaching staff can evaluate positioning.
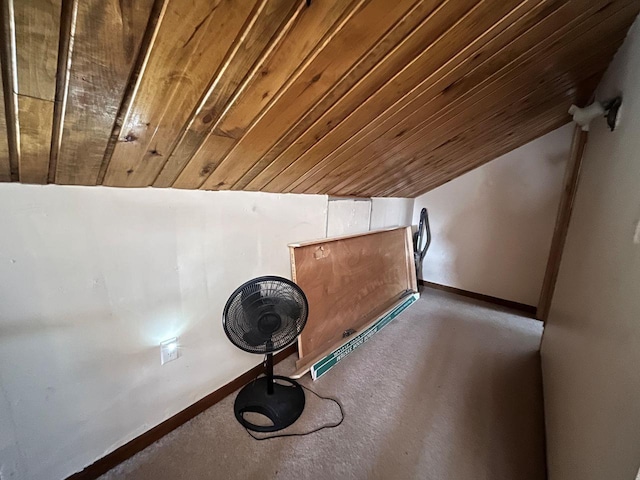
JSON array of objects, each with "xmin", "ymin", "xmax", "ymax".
[{"xmin": 603, "ymin": 96, "xmax": 622, "ymax": 131}]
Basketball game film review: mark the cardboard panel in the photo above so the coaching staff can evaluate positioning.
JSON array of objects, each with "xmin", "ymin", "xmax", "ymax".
[{"xmin": 289, "ymin": 227, "xmax": 416, "ymax": 364}]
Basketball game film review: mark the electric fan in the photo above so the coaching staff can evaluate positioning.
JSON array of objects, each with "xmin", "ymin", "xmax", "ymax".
[{"xmin": 223, "ymin": 275, "xmax": 308, "ymax": 432}]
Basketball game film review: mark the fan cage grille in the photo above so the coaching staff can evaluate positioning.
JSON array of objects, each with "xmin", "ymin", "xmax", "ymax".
[{"xmin": 223, "ymin": 276, "xmax": 308, "ymax": 354}]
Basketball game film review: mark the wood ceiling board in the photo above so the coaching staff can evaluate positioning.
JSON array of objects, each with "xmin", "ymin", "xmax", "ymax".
[
  {"xmin": 4, "ymin": 0, "xmax": 638, "ymax": 196},
  {"xmin": 153, "ymin": 0, "xmax": 354, "ymax": 188},
  {"xmin": 376, "ymin": 71, "xmax": 604, "ymax": 196},
  {"xmin": 331, "ymin": 34, "xmax": 628, "ymax": 197},
  {"xmin": 385, "ymin": 79, "xmax": 601, "ymax": 197},
  {"xmin": 14, "ymin": 0, "xmax": 61, "ymax": 184},
  {"xmin": 381, "ymin": 109, "xmax": 576, "ymax": 197},
  {"xmin": 14, "ymin": 0, "xmax": 60, "ymax": 101},
  {"xmin": 315, "ymin": 2, "xmax": 635, "ymax": 196},
  {"xmin": 295, "ymin": 0, "xmax": 633, "ymax": 196},
  {"xmin": 53, "ymin": 0, "xmax": 156, "ymax": 185},
  {"xmin": 105, "ymin": 0, "xmax": 303, "ymax": 187},
  {"xmin": 153, "ymin": 0, "xmax": 360, "ymax": 189},
  {"xmin": 365, "ymin": 72, "xmax": 603, "ymax": 196},
  {"xmin": 259, "ymin": 0, "xmax": 532, "ymax": 194},
  {"xmin": 102, "ymin": 0, "xmax": 261, "ymax": 186},
  {"xmin": 235, "ymin": 0, "xmax": 437, "ymax": 191},
  {"xmin": 17, "ymin": 96, "xmax": 55, "ymax": 184},
  {"xmin": 392, "ymin": 117, "xmax": 571, "ymax": 197},
  {"xmin": 243, "ymin": 0, "xmax": 483, "ymax": 192},
  {"xmin": 295, "ymin": 0, "xmax": 620, "ymax": 196},
  {"xmin": 398, "ymin": 111, "xmax": 577, "ymax": 197},
  {"xmin": 364, "ymin": 25, "xmax": 627, "ymax": 196},
  {"xmin": 189, "ymin": 0, "xmax": 423, "ymax": 190},
  {"xmin": 210, "ymin": 1, "xmax": 352, "ymax": 141}
]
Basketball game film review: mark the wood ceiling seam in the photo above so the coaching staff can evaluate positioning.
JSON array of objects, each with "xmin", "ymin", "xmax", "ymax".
[
  {"xmin": 230, "ymin": 0, "xmax": 431, "ymax": 191},
  {"xmin": 204, "ymin": 1, "xmax": 307, "ymax": 141},
  {"xmin": 216, "ymin": 0, "xmax": 368, "ymax": 140},
  {"xmin": 233, "ymin": 0, "xmax": 459, "ymax": 191},
  {"xmin": 96, "ymin": 0, "xmax": 169, "ymax": 185},
  {"xmin": 178, "ymin": 0, "xmax": 268, "ymax": 126},
  {"xmin": 268, "ymin": 0, "xmax": 536, "ymax": 194},
  {"xmin": 320, "ymin": 0, "xmax": 636, "ymax": 196},
  {"xmin": 188, "ymin": 1, "xmax": 420, "ymax": 189},
  {"xmin": 0, "ymin": 0, "xmax": 20, "ymax": 181},
  {"xmin": 48, "ymin": 0, "xmax": 77, "ymax": 183}
]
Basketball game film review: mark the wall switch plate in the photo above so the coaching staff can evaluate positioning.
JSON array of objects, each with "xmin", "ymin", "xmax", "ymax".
[{"xmin": 160, "ymin": 337, "xmax": 179, "ymax": 365}]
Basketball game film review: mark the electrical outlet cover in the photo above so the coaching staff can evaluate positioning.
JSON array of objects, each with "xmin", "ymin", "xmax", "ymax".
[{"xmin": 160, "ymin": 337, "xmax": 179, "ymax": 365}]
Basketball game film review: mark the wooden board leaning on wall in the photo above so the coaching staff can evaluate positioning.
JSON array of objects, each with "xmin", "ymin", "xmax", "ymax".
[{"xmin": 289, "ymin": 227, "xmax": 418, "ymax": 377}]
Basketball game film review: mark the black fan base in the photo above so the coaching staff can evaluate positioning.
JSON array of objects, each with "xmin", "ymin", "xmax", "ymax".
[{"xmin": 234, "ymin": 375, "xmax": 305, "ymax": 432}]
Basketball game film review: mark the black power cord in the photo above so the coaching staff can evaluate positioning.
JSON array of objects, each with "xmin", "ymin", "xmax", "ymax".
[{"xmin": 243, "ymin": 383, "xmax": 344, "ymax": 441}]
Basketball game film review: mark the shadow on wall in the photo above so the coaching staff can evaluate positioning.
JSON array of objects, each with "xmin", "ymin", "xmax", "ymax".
[{"xmin": 438, "ymin": 150, "xmax": 566, "ymax": 305}]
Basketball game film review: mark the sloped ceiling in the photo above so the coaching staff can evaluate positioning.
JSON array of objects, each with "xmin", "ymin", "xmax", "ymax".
[{"xmin": 0, "ymin": 0, "xmax": 638, "ymax": 197}]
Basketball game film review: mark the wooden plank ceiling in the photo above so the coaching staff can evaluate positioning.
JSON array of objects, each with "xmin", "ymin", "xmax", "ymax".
[{"xmin": 0, "ymin": 0, "xmax": 637, "ymax": 197}]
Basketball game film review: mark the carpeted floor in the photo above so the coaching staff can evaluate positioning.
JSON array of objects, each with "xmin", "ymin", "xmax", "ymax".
[{"xmin": 100, "ymin": 288, "xmax": 546, "ymax": 480}]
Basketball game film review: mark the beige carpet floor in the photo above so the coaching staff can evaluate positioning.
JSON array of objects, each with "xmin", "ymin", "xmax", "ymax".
[{"xmin": 100, "ymin": 288, "xmax": 546, "ymax": 480}]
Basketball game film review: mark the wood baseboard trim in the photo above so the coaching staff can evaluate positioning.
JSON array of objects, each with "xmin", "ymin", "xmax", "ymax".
[
  {"xmin": 419, "ymin": 280, "xmax": 537, "ymax": 317},
  {"xmin": 67, "ymin": 344, "xmax": 297, "ymax": 480}
]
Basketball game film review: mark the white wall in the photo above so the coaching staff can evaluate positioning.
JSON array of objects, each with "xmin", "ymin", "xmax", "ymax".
[
  {"xmin": 541, "ymin": 19, "xmax": 640, "ymax": 480},
  {"xmin": 326, "ymin": 197, "xmax": 414, "ymax": 236},
  {"xmin": 326, "ymin": 198, "xmax": 372, "ymax": 236},
  {"xmin": 0, "ymin": 185, "xmax": 413, "ymax": 480},
  {"xmin": 370, "ymin": 197, "xmax": 414, "ymax": 230},
  {"xmin": 0, "ymin": 186, "xmax": 326, "ymax": 480},
  {"xmin": 412, "ymin": 124, "xmax": 574, "ymax": 306}
]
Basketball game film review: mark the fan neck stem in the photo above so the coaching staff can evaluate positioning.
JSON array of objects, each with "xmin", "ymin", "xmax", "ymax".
[{"xmin": 265, "ymin": 352, "xmax": 274, "ymax": 395}]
